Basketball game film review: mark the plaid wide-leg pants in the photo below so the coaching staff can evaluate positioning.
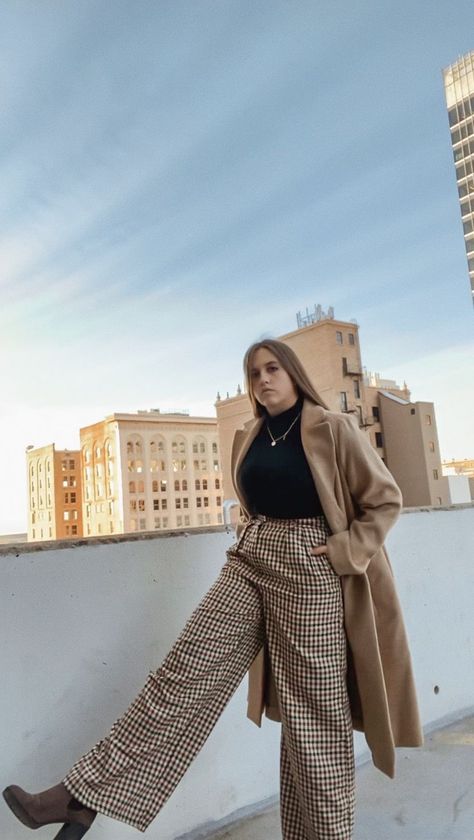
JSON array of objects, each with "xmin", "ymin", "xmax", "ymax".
[{"xmin": 64, "ymin": 515, "xmax": 355, "ymax": 839}]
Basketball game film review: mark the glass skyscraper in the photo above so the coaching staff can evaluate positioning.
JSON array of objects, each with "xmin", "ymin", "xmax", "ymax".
[{"xmin": 443, "ymin": 51, "xmax": 474, "ymax": 305}]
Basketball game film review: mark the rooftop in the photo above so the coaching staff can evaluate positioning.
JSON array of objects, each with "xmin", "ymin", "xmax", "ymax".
[{"xmin": 200, "ymin": 713, "xmax": 474, "ymax": 840}]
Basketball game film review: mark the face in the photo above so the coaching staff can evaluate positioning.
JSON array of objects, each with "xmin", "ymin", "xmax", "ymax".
[{"xmin": 249, "ymin": 347, "xmax": 299, "ymax": 416}]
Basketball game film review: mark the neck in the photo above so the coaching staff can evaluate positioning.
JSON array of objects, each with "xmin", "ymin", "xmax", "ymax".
[{"xmin": 265, "ymin": 395, "xmax": 301, "ymax": 418}]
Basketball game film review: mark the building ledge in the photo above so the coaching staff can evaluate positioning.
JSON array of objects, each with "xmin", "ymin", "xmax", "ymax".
[
  {"xmin": 401, "ymin": 501, "xmax": 474, "ymax": 515},
  {"xmin": 3, "ymin": 502, "xmax": 474, "ymax": 555},
  {"xmin": 0, "ymin": 525, "xmax": 233, "ymax": 556}
]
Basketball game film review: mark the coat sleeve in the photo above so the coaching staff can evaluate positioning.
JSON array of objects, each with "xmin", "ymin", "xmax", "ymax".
[{"xmin": 326, "ymin": 414, "xmax": 402, "ymax": 576}]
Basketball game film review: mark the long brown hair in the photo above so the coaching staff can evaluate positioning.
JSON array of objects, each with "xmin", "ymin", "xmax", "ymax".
[{"xmin": 243, "ymin": 338, "xmax": 329, "ymax": 417}]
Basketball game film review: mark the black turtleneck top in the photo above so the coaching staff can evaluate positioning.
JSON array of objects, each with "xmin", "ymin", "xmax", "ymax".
[{"xmin": 238, "ymin": 395, "xmax": 324, "ymax": 518}]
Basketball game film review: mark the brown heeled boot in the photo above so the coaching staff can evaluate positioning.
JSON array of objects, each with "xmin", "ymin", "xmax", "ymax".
[{"xmin": 2, "ymin": 783, "xmax": 96, "ymax": 838}]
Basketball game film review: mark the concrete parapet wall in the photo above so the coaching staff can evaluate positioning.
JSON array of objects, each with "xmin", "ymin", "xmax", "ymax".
[{"xmin": 1, "ymin": 505, "xmax": 473, "ymax": 839}]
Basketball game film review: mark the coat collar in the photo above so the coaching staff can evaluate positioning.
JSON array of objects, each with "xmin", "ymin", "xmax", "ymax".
[{"xmin": 231, "ymin": 399, "xmax": 344, "ymax": 528}]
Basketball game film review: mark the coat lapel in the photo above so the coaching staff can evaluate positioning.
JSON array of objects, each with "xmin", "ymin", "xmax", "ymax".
[{"xmin": 300, "ymin": 401, "xmax": 348, "ymax": 533}]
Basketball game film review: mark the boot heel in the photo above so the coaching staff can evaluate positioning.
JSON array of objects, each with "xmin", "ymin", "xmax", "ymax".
[{"xmin": 53, "ymin": 823, "xmax": 91, "ymax": 840}]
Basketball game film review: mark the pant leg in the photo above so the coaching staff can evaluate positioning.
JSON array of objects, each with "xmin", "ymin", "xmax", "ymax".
[
  {"xmin": 64, "ymin": 553, "xmax": 264, "ymax": 832},
  {"xmin": 260, "ymin": 518, "xmax": 355, "ymax": 840}
]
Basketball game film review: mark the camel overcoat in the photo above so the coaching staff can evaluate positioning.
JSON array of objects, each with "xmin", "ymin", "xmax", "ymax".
[{"xmin": 231, "ymin": 399, "xmax": 423, "ymax": 778}]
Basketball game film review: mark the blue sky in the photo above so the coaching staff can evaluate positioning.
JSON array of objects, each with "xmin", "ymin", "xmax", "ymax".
[{"xmin": 1, "ymin": 0, "xmax": 473, "ymax": 533}]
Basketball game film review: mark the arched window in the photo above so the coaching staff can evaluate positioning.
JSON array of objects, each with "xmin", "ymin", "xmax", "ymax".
[
  {"xmin": 152, "ymin": 480, "xmax": 158, "ymax": 493},
  {"xmin": 129, "ymin": 481, "xmax": 136, "ymax": 494},
  {"xmin": 172, "ymin": 437, "xmax": 186, "ymax": 455},
  {"xmin": 138, "ymin": 480, "xmax": 145, "ymax": 493}
]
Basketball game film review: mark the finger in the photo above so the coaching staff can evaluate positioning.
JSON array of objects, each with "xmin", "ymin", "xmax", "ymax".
[{"xmin": 311, "ymin": 545, "xmax": 328, "ymax": 555}]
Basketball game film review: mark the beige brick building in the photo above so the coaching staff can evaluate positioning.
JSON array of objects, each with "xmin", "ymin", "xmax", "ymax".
[
  {"xmin": 216, "ymin": 310, "xmax": 449, "ymax": 509},
  {"xmin": 26, "ymin": 444, "xmax": 83, "ymax": 541},
  {"xmin": 80, "ymin": 411, "xmax": 223, "ymax": 537}
]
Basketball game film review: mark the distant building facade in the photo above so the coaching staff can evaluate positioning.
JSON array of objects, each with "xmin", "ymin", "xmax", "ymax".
[
  {"xmin": 26, "ymin": 444, "xmax": 83, "ymax": 541},
  {"xmin": 443, "ymin": 51, "xmax": 474, "ymax": 305},
  {"xmin": 216, "ymin": 308, "xmax": 449, "ymax": 509},
  {"xmin": 80, "ymin": 411, "xmax": 223, "ymax": 537}
]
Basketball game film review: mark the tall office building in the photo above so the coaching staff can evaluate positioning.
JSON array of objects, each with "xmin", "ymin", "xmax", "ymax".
[
  {"xmin": 26, "ymin": 444, "xmax": 83, "ymax": 541},
  {"xmin": 443, "ymin": 51, "xmax": 474, "ymax": 305}
]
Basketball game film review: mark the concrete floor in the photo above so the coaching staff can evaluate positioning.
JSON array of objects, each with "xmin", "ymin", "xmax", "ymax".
[{"xmin": 205, "ymin": 715, "xmax": 474, "ymax": 840}]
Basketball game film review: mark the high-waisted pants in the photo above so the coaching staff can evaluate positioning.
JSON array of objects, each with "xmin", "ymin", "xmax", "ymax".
[{"xmin": 64, "ymin": 515, "xmax": 355, "ymax": 839}]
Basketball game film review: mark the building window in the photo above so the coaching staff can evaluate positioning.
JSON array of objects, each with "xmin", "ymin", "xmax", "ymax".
[
  {"xmin": 340, "ymin": 392, "xmax": 348, "ymax": 412},
  {"xmin": 195, "ymin": 479, "xmax": 201, "ymax": 491},
  {"xmin": 182, "ymin": 480, "xmax": 188, "ymax": 491},
  {"xmin": 353, "ymin": 380, "xmax": 360, "ymax": 399},
  {"xmin": 183, "ymin": 497, "xmax": 189, "ymax": 509},
  {"xmin": 204, "ymin": 513, "xmax": 211, "ymax": 524},
  {"xmin": 174, "ymin": 480, "xmax": 180, "ymax": 491},
  {"xmin": 71, "ymin": 525, "xmax": 78, "ymax": 536},
  {"xmin": 154, "ymin": 517, "xmax": 161, "ymax": 529},
  {"xmin": 129, "ymin": 481, "xmax": 136, "ymax": 493},
  {"xmin": 429, "ymin": 441, "xmax": 435, "ymax": 452},
  {"xmin": 425, "ymin": 414, "xmax": 432, "ymax": 426},
  {"xmin": 433, "ymin": 469, "xmax": 439, "ymax": 480},
  {"xmin": 196, "ymin": 497, "xmax": 202, "ymax": 508},
  {"xmin": 436, "ymin": 497, "xmax": 442, "ymax": 505},
  {"xmin": 217, "ymin": 513, "xmax": 223, "ymax": 524},
  {"xmin": 162, "ymin": 517, "xmax": 168, "ymax": 528},
  {"xmin": 64, "ymin": 511, "xmax": 70, "ymax": 521},
  {"xmin": 160, "ymin": 480, "xmax": 167, "ymax": 492},
  {"xmin": 202, "ymin": 479, "xmax": 208, "ymax": 490},
  {"xmin": 70, "ymin": 492, "xmax": 76, "ymax": 503},
  {"xmin": 216, "ymin": 496, "xmax": 222, "ymax": 506},
  {"xmin": 108, "ymin": 501, "xmax": 113, "ymax": 515},
  {"xmin": 371, "ymin": 406, "xmax": 380, "ymax": 421},
  {"xmin": 198, "ymin": 514, "xmax": 204, "ymax": 525},
  {"xmin": 184, "ymin": 515, "xmax": 190, "ymax": 526},
  {"xmin": 139, "ymin": 519, "xmax": 146, "ymax": 531},
  {"xmin": 212, "ymin": 442, "xmax": 218, "ymax": 454},
  {"xmin": 177, "ymin": 515, "xmax": 183, "ymax": 527},
  {"xmin": 152, "ymin": 480, "xmax": 158, "ymax": 492},
  {"xmin": 161, "ymin": 499, "xmax": 168, "ymax": 510},
  {"xmin": 213, "ymin": 460, "xmax": 219, "ymax": 472},
  {"xmin": 336, "ymin": 331, "xmax": 343, "ymax": 344},
  {"xmin": 201, "ymin": 460, "xmax": 207, "ymax": 471},
  {"xmin": 410, "ymin": 408, "xmax": 416, "ymax": 415},
  {"xmin": 204, "ymin": 497, "xmax": 209, "ymax": 507},
  {"xmin": 64, "ymin": 493, "xmax": 69, "ymax": 504},
  {"xmin": 130, "ymin": 500, "xmax": 137, "ymax": 512},
  {"xmin": 153, "ymin": 499, "xmax": 159, "ymax": 511},
  {"xmin": 375, "ymin": 432, "xmax": 384, "ymax": 448},
  {"xmin": 348, "ymin": 333, "xmax": 355, "ymax": 345},
  {"xmin": 215, "ymin": 478, "xmax": 220, "ymax": 489},
  {"xmin": 138, "ymin": 500, "xmax": 145, "ymax": 512}
]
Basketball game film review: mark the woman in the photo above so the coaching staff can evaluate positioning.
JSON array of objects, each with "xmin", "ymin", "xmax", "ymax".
[{"xmin": 3, "ymin": 339, "xmax": 422, "ymax": 840}]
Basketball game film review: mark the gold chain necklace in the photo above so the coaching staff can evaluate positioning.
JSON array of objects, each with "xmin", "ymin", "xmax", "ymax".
[{"xmin": 266, "ymin": 412, "xmax": 301, "ymax": 447}]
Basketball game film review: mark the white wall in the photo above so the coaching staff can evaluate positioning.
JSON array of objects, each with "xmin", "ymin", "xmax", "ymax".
[
  {"xmin": 446, "ymin": 474, "xmax": 472, "ymax": 504},
  {"xmin": 1, "ymin": 506, "xmax": 473, "ymax": 840}
]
